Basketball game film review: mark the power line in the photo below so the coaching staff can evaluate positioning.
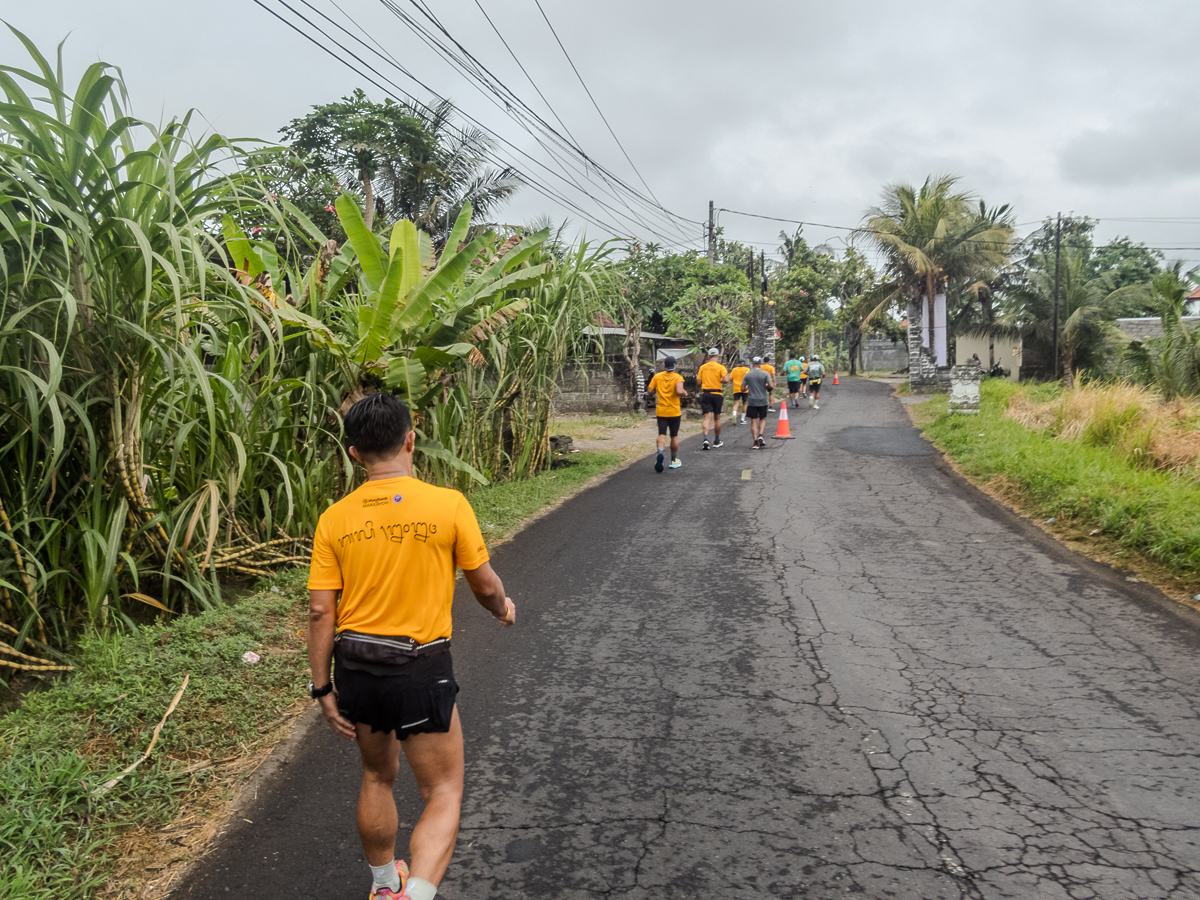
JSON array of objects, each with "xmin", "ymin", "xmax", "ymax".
[
  {"xmin": 382, "ymin": 0, "xmax": 700, "ymax": 243},
  {"xmin": 261, "ymin": 0, "xmax": 701, "ymax": 249},
  {"xmin": 531, "ymin": 0, "xmax": 666, "ymax": 214}
]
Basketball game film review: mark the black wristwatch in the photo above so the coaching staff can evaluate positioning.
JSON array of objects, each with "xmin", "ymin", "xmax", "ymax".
[{"xmin": 309, "ymin": 681, "xmax": 334, "ymax": 699}]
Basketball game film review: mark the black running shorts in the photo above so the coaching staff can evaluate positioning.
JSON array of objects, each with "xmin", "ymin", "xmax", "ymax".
[
  {"xmin": 335, "ymin": 648, "xmax": 458, "ymax": 739},
  {"xmin": 733, "ymin": 391, "xmax": 748, "ymax": 401},
  {"xmin": 657, "ymin": 415, "xmax": 681, "ymax": 437},
  {"xmin": 809, "ymin": 379, "xmax": 822, "ymax": 390},
  {"xmin": 787, "ymin": 381, "xmax": 801, "ymax": 394},
  {"xmin": 699, "ymin": 391, "xmax": 724, "ymax": 414},
  {"xmin": 746, "ymin": 404, "xmax": 768, "ymax": 420}
]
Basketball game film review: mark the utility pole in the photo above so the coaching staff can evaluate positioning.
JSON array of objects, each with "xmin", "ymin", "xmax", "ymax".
[
  {"xmin": 1052, "ymin": 212, "xmax": 1062, "ymax": 381},
  {"xmin": 707, "ymin": 201, "xmax": 715, "ymax": 265},
  {"xmin": 760, "ymin": 250, "xmax": 767, "ymax": 296}
]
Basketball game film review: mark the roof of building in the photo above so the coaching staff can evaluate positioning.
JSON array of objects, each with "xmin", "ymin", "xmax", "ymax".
[
  {"xmin": 584, "ymin": 325, "xmax": 675, "ymax": 340},
  {"xmin": 1186, "ymin": 286, "xmax": 1200, "ymax": 301}
]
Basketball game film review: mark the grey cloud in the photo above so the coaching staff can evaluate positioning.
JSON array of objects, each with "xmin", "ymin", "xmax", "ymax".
[{"xmin": 1060, "ymin": 108, "xmax": 1200, "ymax": 186}]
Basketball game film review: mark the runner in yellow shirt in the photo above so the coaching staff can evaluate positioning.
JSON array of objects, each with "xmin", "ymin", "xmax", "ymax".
[
  {"xmin": 730, "ymin": 360, "xmax": 751, "ymax": 425},
  {"xmin": 696, "ymin": 348, "xmax": 731, "ymax": 450},
  {"xmin": 761, "ymin": 356, "xmax": 776, "ymax": 412},
  {"xmin": 307, "ymin": 393, "xmax": 515, "ymax": 900},
  {"xmin": 645, "ymin": 356, "xmax": 688, "ymax": 471}
]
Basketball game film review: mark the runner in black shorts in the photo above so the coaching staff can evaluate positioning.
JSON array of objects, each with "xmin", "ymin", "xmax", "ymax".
[
  {"xmin": 307, "ymin": 394, "xmax": 516, "ymax": 900},
  {"xmin": 696, "ymin": 348, "xmax": 731, "ymax": 449},
  {"xmin": 657, "ymin": 415, "xmax": 681, "ymax": 437},
  {"xmin": 646, "ymin": 356, "xmax": 688, "ymax": 470},
  {"xmin": 741, "ymin": 357, "xmax": 775, "ymax": 448}
]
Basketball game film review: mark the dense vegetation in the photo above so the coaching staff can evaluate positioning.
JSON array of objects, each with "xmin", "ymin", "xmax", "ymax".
[{"xmin": 0, "ymin": 33, "xmax": 610, "ymax": 660}]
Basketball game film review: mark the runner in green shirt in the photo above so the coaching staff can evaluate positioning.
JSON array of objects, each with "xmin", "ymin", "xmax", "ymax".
[{"xmin": 784, "ymin": 354, "xmax": 804, "ymax": 409}]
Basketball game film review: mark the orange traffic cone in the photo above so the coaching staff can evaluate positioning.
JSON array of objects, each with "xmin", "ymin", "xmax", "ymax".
[
  {"xmin": 833, "ymin": 371, "xmax": 839, "ymax": 384},
  {"xmin": 774, "ymin": 403, "xmax": 794, "ymax": 439}
]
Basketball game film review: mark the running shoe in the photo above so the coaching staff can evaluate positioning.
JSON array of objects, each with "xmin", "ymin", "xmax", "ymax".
[
  {"xmin": 701, "ymin": 439, "xmax": 710, "ymax": 450},
  {"xmin": 750, "ymin": 442, "xmax": 759, "ymax": 449},
  {"xmin": 669, "ymin": 458, "xmax": 682, "ymax": 469},
  {"xmin": 756, "ymin": 437, "xmax": 766, "ymax": 448},
  {"xmin": 814, "ymin": 402, "xmax": 820, "ymax": 409},
  {"xmin": 368, "ymin": 861, "xmax": 409, "ymax": 900},
  {"xmin": 655, "ymin": 451, "xmax": 664, "ymax": 473},
  {"xmin": 713, "ymin": 440, "xmax": 724, "ymax": 448}
]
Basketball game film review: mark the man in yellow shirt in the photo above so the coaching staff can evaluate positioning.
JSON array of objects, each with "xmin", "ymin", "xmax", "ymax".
[
  {"xmin": 761, "ymin": 355, "xmax": 777, "ymax": 412},
  {"xmin": 729, "ymin": 360, "xmax": 751, "ymax": 425},
  {"xmin": 645, "ymin": 355, "xmax": 688, "ymax": 471},
  {"xmin": 307, "ymin": 393, "xmax": 516, "ymax": 900},
  {"xmin": 696, "ymin": 347, "xmax": 731, "ymax": 450}
]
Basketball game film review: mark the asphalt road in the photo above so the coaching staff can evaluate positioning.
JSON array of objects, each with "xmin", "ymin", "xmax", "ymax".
[{"xmin": 181, "ymin": 379, "xmax": 1200, "ymax": 899}]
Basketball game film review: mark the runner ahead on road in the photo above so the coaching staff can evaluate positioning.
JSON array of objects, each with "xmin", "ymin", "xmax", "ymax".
[
  {"xmin": 799, "ymin": 355, "xmax": 809, "ymax": 398},
  {"xmin": 742, "ymin": 357, "xmax": 774, "ymax": 449},
  {"xmin": 697, "ymin": 348, "xmax": 731, "ymax": 450},
  {"xmin": 784, "ymin": 353, "xmax": 804, "ymax": 409},
  {"xmin": 807, "ymin": 354, "xmax": 825, "ymax": 409},
  {"xmin": 761, "ymin": 355, "xmax": 776, "ymax": 412},
  {"xmin": 646, "ymin": 356, "xmax": 688, "ymax": 471},
  {"xmin": 729, "ymin": 360, "xmax": 750, "ymax": 425},
  {"xmin": 307, "ymin": 393, "xmax": 516, "ymax": 900}
]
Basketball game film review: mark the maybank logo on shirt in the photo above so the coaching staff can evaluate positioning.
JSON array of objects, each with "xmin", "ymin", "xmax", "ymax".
[{"xmin": 393, "ymin": 494, "xmax": 403, "ymax": 503}]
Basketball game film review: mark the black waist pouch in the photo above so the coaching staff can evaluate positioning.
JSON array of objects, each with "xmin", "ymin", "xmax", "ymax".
[{"xmin": 334, "ymin": 631, "xmax": 451, "ymax": 676}]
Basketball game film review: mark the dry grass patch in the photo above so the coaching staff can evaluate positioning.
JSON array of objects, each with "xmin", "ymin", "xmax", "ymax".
[{"xmin": 1007, "ymin": 382, "xmax": 1200, "ymax": 477}]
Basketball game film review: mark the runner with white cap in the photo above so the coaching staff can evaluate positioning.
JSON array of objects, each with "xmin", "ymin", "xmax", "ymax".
[{"xmin": 696, "ymin": 347, "xmax": 731, "ymax": 450}]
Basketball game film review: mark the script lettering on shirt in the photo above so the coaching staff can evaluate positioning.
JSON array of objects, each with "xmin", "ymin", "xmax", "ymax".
[{"xmin": 339, "ymin": 519, "xmax": 439, "ymax": 549}]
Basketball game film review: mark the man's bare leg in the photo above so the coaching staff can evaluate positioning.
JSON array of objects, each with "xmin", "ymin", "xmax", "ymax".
[
  {"xmin": 702, "ymin": 412, "xmax": 713, "ymax": 444},
  {"xmin": 670, "ymin": 434, "xmax": 680, "ymax": 459},
  {"xmin": 403, "ymin": 710, "xmax": 465, "ymax": 886},
  {"xmin": 355, "ymin": 709, "xmax": 464, "ymax": 888},
  {"xmin": 356, "ymin": 726, "xmax": 402, "ymax": 867}
]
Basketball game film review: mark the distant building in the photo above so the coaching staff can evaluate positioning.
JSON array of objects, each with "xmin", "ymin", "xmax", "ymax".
[{"xmin": 1186, "ymin": 286, "xmax": 1200, "ymax": 317}]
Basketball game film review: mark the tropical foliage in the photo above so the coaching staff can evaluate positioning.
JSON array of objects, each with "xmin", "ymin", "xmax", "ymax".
[{"xmin": 0, "ymin": 32, "xmax": 607, "ymax": 658}]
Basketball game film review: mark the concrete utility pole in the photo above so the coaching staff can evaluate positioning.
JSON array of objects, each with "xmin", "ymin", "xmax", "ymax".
[
  {"xmin": 760, "ymin": 250, "xmax": 767, "ymax": 296},
  {"xmin": 1052, "ymin": 212, "xmax": 1062, "ymax": 380},
  {"xmin": 707, "ymin": 201, "xmax": 715, "ymax": 265}
]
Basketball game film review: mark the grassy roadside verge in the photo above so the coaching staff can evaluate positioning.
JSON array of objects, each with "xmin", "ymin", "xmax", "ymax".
[
  {"xmin": 0, "ymin": 449, "xmax": 628, "ymax": 900},
  {"xmin": 909, "ymin": 380, "xmax": 1200, "ymax": 602}
]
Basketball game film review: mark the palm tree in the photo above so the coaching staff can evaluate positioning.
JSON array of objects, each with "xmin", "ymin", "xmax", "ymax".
[
  {"xmin": 1001, "ymin": 248, "xmax": 1120, "ymax": 387},
  {"xmin": 1125, "ymin": 263, "xmax": 1200, "ymax": 399},
  {"xmin": 373, "ymin": 99, "xmax": 519, "ymax": 244},
  {"xmin": 857, "ymin": 176, "xmax": 1014, "ymax": 374}
]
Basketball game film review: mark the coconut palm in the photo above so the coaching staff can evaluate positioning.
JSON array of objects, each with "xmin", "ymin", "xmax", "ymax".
[
  {"xmin": 1126, "ymin": 263, "xmax": 1200, "ymax": 399},
  {"xmin": 857, "ymin": 176, "xmax": 1014, "ymax": 369}
]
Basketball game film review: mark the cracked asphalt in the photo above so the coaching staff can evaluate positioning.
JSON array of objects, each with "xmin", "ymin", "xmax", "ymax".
[{"xmin": 181, "ymin": 379, "xmax": 1200, "ymax": 899}]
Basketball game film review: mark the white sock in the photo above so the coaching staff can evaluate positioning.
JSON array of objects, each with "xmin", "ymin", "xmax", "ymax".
[
  {"xmin": 370, "ymin": 860, "xmax": 400, "ymax": 893},
  {"xmin": 406, "ymin": 877, "xmax": 437, "ymax": 900}
]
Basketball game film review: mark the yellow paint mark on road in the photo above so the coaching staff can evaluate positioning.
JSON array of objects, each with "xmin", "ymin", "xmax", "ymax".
[{"xmin": 741, "ymin": 470, "xmax": 752, "ymax": 481}]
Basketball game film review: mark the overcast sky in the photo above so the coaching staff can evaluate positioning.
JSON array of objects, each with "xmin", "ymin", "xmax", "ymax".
[{"xmin": 7, "ymin": 1, "xmax": 1200, "ymax": 267}]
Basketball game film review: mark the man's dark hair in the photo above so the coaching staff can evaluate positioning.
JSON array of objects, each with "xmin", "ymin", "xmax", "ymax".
[{"xmin": 344, "ymin": 393, "xmax": 412, "ymax": 459}]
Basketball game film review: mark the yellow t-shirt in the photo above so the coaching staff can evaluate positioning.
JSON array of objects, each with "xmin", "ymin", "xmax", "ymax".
[
  {"xmin": 647, "ymin": 371, "xmax": 684, "ymax": 417},
  {"xmin": 307, "ymin": 476, "xmax": 489, "ymax": 642},
  {"xmin": 762, "ymin": 363, "xmax": 775, "ymax": 378},
  {"xmin": 697, "ymin": 360, "xmax": 729, "ymax": 391},
  {"xmin": 731, "ymin": 366, "xmax": 750, "ymax": 392}
]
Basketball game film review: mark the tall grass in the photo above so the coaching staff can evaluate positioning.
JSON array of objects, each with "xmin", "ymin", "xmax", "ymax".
[
  {"xmin": 921, "ymin": 380, "xmax": 1200, "ymax": 577},
  {"xmin": 0, "ymin": 32, "xmax": 617, "ymax": 658},
  {"xmin": 1007, "ymin": 382, "xmax": 1200, "ymax": 477}
]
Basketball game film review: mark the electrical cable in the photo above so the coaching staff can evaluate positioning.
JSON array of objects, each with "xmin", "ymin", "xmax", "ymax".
[{"xmin": 263, "ymin": 0, "xmax": 700, "ymax": 248}]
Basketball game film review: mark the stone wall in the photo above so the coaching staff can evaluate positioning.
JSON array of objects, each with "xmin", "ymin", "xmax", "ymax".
[
  {"xmin": 1117, "ymin": 317, "xmax": 1200, "ymax": 342},
  {"xmin": 554, "ymin": 360, "xmax": 637, "ymax": 413},
  {"xmin": 860, "ymin": 337, "xmax": 908, "ymax": 372},
  {"xmin": 749, "ymin": 305, "xmax": 778, "ymax": 365},
  {"xmin": 907, "ymin": 300, "xmax": 950, "ymax": 393}
]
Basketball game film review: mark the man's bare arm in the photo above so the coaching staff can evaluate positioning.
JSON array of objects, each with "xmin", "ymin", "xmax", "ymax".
[
  {"xmin": 463, "ymin": 561, "xmax": 516, "ymax": 626},
  {"xmin": 675, "ymin": 381, "xmax": 688, "ymax": 397},
  {"xmin": 308, "ymin": 589, "xmax": 356, "ymax": 739}
]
